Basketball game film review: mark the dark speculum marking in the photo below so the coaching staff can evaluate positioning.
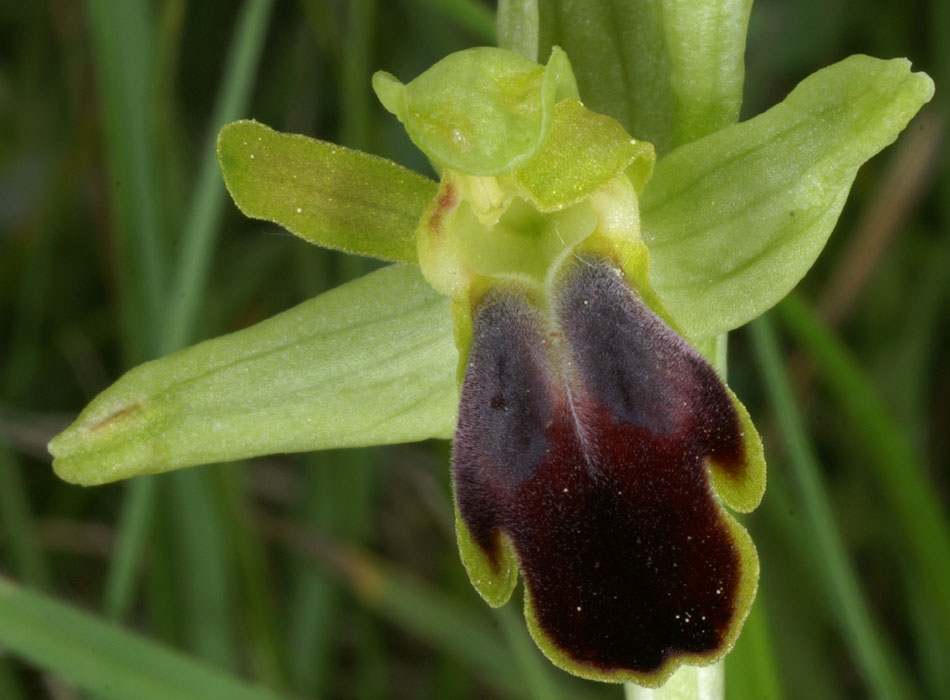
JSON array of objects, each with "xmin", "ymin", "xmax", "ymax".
[{"xmin": 453, "ymin": 261, "xmax": 748, "ymax": 674}]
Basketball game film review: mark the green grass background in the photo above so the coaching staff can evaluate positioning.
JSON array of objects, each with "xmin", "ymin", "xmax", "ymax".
[{"xmin": 0, "ymin": 1, "xmax": 947, "ymax": 698}]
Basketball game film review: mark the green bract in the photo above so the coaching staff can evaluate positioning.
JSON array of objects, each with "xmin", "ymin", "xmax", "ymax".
[{"xmin": 48, "ymin": 4, "xmax": 933, "ymax": 691}]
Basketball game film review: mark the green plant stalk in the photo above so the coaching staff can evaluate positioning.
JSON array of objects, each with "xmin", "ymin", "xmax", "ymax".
[
  {"xmin": 750, "ymin": 314, "xmax": 912, "ymax": 699},
  {"xmin": 624, "ymin": 663, "xmax": 722, "ymax": 700}
]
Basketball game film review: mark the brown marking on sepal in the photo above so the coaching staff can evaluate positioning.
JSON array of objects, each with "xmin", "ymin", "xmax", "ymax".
[
  {"xmin": 427, "ymin": 181, "xmax": 458, "ymax": 235},
  {"xmin": 89, "ymin": 404, "xmax": 142, "ymax": 433}
]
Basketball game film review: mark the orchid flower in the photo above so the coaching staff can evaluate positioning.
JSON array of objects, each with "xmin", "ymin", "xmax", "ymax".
[{"xmin": 48, "ymin": 1, "xmax": 932, "ymax": 690}]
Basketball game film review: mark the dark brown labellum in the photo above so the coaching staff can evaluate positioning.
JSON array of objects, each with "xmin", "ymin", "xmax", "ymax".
[{"xmin": 453, "ymin": 258, "xmax": 749, "ymax": 676}]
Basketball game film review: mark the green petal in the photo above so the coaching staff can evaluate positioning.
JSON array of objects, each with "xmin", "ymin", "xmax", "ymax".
[
  {"xmin": 536, "ymin": 0, "xmax": 751, "ymax": 153},
  {"xmin": 217, "ymin": 120, "xmax": 435, "ymax": 263},
  {"xmin": 641, "ymin": 55, "xmax": 934, "ymax": 340},
  {"xmin": 49, "ymin": 265, "xmax": 458, "ymax": 485},
  {"xmin": 515, "ymin": 98, "xmax": 655, "ymax": 211},
  {"xmin": 373, "ymin": 46, "xmax": 578, "ymax": 175}
]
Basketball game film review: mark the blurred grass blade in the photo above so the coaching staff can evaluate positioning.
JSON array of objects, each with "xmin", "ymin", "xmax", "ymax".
[
  {"xmin": 168, "ymin": 468, "xmax": 238, "ymax": 669},
  {"xmin": 725, "ymin": 594, "xmax": 784, "ymax": 700},
  {"xmin": 419, "ymin": 0, "xmax": 496, "ymax": 43},
  {"xmin": 260, "ymin": 511, "xmax": 601, "ymax": 700},
  {"xmin": 0, "ymin": 576, "xmax": 284, "ymax": 700},
  {"xmin": 494, "ymin": 605, "xmax": 560, "ymax": 700},
  {"xmin": 286, "ymin": 453, "xmax": 347, "ymax": 694},
  {"xmin": 0, "ymin": 446, "xmax": 50, "ymax": 589},
  {"xmin": 85, "ymin": 0, "xmax": 166, "ymax": 361},
  {"xmin": 163, "ymin": 0, "xmax": 275, "ymax": 354},
  {"xmin": 339, "ymin": 0, "xmax": 375, "ymax": 149},
  {"xmin": 101, "ymin": 0, "xmax": 274, "ymax": 625},
  {"xmin": 216, "ymin": 465, "xmax": 286, "ymax": 688},
  {"xmin": 160, "ymin": 0, "xmax": 275, "ymax": 670},
  {"xmin": 749, "ymin": 314, "xmax": 913, "ymax": 699},
  {"xmin": 103, "ymin": 475, "xmax": 157, "ymax": 619},
  {"xmin": 776, "ymin": 293, "xmax": 950, "ymax": 638},
  {"xmin": 0, "ymin": 658, "xmax": 25, "ymax": 700}
]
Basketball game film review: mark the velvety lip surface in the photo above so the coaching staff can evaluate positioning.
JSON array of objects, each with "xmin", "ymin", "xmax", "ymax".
[{"xmin": 453, "ymin": 259, "xmax": 747, "ymax": 675}]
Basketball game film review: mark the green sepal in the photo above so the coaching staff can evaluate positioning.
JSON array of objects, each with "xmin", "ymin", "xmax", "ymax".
[
  {"xmin": 217, "ymin": 120, "xmax": 435, "ymax": 263},
  {"xmin": 49, "ymin": 265, "xmax": 458, "ymax": 485},
  {"xmin": 515, "ymin": 98, "xmax": 655, "ymax": 211},
  {"xmin": 373, "ymin": 46, "xmax": 578, "ymax": 176},
  {"xmin": 641, "ymin": 55, "xmax": 934, "ymax": 340}
]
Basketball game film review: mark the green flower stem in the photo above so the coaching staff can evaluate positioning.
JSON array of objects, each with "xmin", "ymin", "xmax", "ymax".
[
  {"xmin": 750, "ymin": 314, "xmax": 912, "ymax": 699},
  {"xmin": 624, "ymin": 662, "xmax": 722, "ymax": 700}
]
